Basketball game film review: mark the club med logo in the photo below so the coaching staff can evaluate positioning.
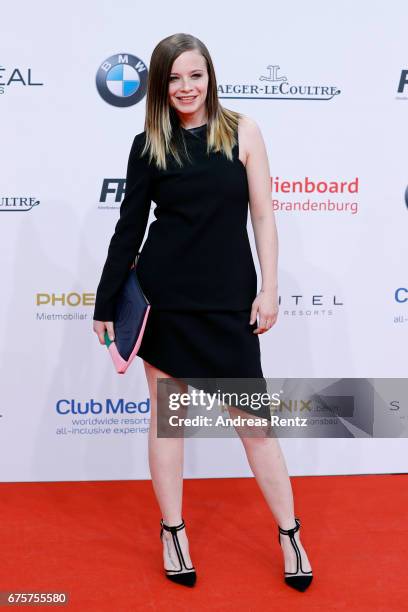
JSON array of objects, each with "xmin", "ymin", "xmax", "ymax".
[
  {"xmin": 96, "ymin": 53, "xmax": 148, "ymax": 107},
  {"xmin": 0, "ymin": 65, "xmax": 43, "ymax": 95},
  {"xmin": 0, "ymin": 196, "xmax": 40, "ymax": 211},
  {"xmin": 218, "ymin": 65, "xmax": 340, "ymax": 101},
  {"xmin": 56, "ymin": 398, "xmax": 150, "ymax": 416}
]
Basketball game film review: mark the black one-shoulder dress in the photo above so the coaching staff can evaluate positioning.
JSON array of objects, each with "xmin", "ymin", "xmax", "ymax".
[{"xmin": 94, "ymin": 123, "xmax": 271, "ymax": 422}]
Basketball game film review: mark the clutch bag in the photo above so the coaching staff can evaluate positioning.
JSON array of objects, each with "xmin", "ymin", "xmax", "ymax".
[{"xmin": 104, "ymin": 254, "xmax": 151, "ymax": 374}]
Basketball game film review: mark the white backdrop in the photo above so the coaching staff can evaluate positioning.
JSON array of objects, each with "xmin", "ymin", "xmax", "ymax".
[{"xmin": 1, "ymin": 0, "xmax": 407, "ymax": 482}]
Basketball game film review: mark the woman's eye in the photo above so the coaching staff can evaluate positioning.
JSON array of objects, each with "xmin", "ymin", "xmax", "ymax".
[{"xmin": 169, "ymin": 74, "xmax": 202, "ymax": 81}]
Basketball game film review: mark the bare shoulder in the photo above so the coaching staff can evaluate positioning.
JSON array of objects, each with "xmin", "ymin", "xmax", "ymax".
[
  {"xmin": 238, "ymin": 114, "xmax": 262, "ymax": 133},
  {"xmin": 237, "ymin": 115, "xmax": 264, "ymax": 166}
]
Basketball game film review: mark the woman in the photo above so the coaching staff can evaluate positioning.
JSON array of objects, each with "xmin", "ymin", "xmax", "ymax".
[{"xmin": 93, "ymin": 33, "xmax": 313, "ymax": 592}]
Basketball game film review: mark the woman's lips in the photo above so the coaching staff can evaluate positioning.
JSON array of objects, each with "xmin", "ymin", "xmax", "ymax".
[{"xmin": 177, "ymin": 95, "xmax": 198, "ymax": 103}]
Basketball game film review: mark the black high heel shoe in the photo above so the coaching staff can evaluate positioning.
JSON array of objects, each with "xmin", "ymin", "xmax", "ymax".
[
  {"xmin": 160, "ymin": 518, "xmax": 197, "ymax": 587},
  {"xmin": 278, "ymin": 517, "xmax": 313, "ymax": 592}
]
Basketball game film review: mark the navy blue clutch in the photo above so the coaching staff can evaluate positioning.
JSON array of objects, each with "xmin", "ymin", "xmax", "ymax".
[{"xmin": 104, "ymin": 254, "xmax": 150, "ymax": 373}]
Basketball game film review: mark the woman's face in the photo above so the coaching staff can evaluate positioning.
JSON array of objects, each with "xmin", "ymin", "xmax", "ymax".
[{"xmin": 168, "ymin": 50, "xmax": 209, "ymax": 120}]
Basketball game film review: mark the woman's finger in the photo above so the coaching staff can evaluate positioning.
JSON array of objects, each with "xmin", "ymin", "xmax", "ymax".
[
  {"xmin": 105, "ymin": 321, "xmax": 115, "ymax": 341},
  {"xmin": 249, "ymin": 304, "xmax": 258, "ymax": 325}
]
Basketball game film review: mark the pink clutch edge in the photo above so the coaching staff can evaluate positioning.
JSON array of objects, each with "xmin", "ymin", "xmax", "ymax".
[{"xmin": 107, "ymin": 304, "xmax": 151, "ymax": 374}]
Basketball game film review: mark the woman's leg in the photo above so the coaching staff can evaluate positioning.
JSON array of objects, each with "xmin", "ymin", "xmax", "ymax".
[
  {"xmin": 228, "ymin": 406, "xmax": 312, "ymax": 574},
  {"xmin": 143, "ymin": 360, "xmax": 194, "ymax": 572}
]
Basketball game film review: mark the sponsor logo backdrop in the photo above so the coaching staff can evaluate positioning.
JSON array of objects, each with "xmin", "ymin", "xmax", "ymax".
[{"xmin": 1, "ymin": 0, "xmax": 407, "ymax": 481}]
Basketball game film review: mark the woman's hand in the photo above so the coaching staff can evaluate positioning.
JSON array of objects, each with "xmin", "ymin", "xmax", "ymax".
[
  {"xmin": 250, "ymin": 289, "xmax": 279, "ymax": 334},
  {"xmin": 93, "ymin": 320, "xmax": 115, "ymax": 344}
]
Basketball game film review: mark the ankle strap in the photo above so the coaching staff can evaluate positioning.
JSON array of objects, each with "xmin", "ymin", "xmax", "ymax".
[
  {"xmin": 160, "ymin": 518, "xmax": 185, "ymax": 533},
  {"xmin": 278, "ymin": 517, "xmax": 301, "ymax": 537}
]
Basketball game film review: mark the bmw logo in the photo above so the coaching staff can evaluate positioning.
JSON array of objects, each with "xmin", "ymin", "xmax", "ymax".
[{"xmin": 96, "ymin": 53, "xmax": 148, "ymax": 107}]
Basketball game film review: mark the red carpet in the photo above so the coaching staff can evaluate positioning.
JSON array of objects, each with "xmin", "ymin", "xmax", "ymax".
[{"xmin": 1, "ymin": 474, "xmax": 406, "ymax": 611}]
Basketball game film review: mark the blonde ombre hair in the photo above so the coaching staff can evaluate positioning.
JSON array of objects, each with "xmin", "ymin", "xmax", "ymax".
[{"xmin": 141, "ymin": 33, "xmax": 242, "ymax": 170}]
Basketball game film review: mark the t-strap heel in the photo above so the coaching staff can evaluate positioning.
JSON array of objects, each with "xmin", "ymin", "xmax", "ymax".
[
  {"xmin": 278, "ymin": 517, "xmax": 313, "ymax": 592},
  {"xmin": 160, "ymin": 518, "xmax": 197, "ymax": 587}
]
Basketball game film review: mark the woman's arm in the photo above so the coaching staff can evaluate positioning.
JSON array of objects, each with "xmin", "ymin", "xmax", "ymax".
[
  {"xmin": 239, "ymin": 115, "xmax": 279, "ymax": 333},
  {"xmin": 93, "ymin": 132, "xmax": 152, "ymax": 342}
]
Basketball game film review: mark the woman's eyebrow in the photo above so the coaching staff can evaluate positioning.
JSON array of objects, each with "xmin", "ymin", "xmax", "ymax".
[{"xmin": 170, "ymin": 69, "xmax": 203, "ymax": 75}]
